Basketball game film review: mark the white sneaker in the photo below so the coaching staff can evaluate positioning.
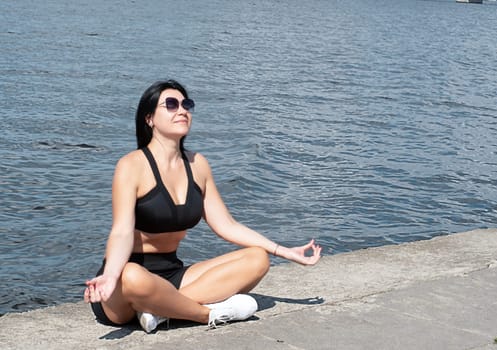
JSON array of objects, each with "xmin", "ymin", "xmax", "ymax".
[
  {"xmin": 137, "ymin": 312, "xmax": 169, "ymax": 333},
  {"xmin": 206, "ymin": 294, "xmax": 258, "ymax": 328}
]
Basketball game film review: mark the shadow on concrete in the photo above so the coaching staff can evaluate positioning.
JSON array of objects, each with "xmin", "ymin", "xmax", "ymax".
[
  {"xmin": 250, "ymin": 293, "xmax": 325, "ymax": 311},
  {"xmin": 99, "ymin": 326, "xmax": 138, "ymax": 340},
  {"xmin": 98, "ymin": 318, "xmax": 200, "ymax": 339},
  {"xmin": 97, "ymin": 294, "xmax": 325, "ymax": 340}
]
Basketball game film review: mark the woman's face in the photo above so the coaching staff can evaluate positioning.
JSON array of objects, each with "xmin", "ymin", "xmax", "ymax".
[{"xmin": 149, "ymin": 88, "xmax": 194, "ymax": 137}]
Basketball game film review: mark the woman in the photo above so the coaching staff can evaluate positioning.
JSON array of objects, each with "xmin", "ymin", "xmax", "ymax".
[{"xmin": 84, "ymin": 80, "xmax": 321, "ymax": 333}]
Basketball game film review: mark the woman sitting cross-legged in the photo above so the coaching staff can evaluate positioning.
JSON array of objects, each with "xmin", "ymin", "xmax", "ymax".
[{"xmin": 83, "ymin": 79, "xmax": 321, "ymax": 333}]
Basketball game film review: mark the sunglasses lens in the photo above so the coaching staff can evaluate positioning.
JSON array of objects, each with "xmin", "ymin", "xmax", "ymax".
[
  {"xmin": 182, "ymin": 99, "xmax": 195, "ymax": 112},
  {"xmin": 163, "ymin": 97, "xmax": 194, "ymax": 112},
  {"xmin": 165, "ymin": 97, "xmax": 179, "ymax": 111}
]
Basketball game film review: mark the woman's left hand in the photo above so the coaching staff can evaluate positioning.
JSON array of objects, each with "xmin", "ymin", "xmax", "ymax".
[{"xmin": 278, "ymin": 239, "xmax": 322, "ymax": 265}]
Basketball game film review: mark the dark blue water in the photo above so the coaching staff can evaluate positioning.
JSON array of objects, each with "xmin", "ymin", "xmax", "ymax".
[{"xmin": 1, "ymin": 0, "xmax": 496, "ymax": 315}]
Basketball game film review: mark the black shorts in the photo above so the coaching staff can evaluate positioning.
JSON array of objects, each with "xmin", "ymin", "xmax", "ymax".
[{"xmin": 90, "ymin": 251, "xmax": 190, "ymax": 326}]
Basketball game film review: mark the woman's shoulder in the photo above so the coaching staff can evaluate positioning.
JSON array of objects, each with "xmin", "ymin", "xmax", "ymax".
[
  {"xmin": 184, "ymin": 150, "xmax": 214, "ymax": 184},
  {"xmin": 114, "ymin": 149, "xmax": 148, "ymax": 174},
  {"xmin": 118, "ymin": 148, "xmax": 146, "ymax": 163},
  {"xmin": 184, "ymin": 149, "xmax": 209, "ymax": 168}
]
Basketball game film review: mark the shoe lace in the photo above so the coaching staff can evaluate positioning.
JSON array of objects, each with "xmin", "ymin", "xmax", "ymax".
[{"xmin": 208, "ymin": 310, "xmax": 232, "ymax": 329}]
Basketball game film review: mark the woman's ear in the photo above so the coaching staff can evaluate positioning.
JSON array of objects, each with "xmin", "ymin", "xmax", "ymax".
[{"xmin": 146, "ymin": 114, "xmax": 153, "ymax": 128}]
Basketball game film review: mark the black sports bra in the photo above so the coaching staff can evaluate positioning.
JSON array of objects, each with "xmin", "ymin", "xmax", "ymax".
[{"xmin": 134, "ymin": 147, "xmax": 203, "ymax": 233}]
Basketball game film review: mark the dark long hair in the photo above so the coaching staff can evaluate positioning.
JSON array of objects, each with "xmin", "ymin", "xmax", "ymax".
[{"xmin": 135, "ymin": 79, "xmax": 190, "ymax": 150}]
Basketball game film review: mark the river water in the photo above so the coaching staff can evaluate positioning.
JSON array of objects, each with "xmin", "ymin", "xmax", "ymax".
[{"xmin": 1, "ymin": 0, "xmax": 496, "ymax": 315}]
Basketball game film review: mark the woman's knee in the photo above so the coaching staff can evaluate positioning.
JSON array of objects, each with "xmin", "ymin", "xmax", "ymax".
[
  {"xmin": 120, "ymin": 262, "xmax": 153, "ymax": 298},
  {"xmin": 244, "ymin": 247, "xmax": 270, "ymax": 276}
]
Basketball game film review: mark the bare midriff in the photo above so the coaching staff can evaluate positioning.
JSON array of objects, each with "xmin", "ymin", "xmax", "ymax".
[{"xmin": 132, "ymin": 230, "xmax": 187, "ymax": 253}]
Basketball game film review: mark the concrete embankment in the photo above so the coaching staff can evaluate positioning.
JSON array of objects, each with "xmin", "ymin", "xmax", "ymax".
[{"xmin": 1, "ymin": 228, "xmax": 497, "ymax": 350}]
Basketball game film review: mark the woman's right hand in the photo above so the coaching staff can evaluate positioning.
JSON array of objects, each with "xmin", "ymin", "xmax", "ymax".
[{"xmin": 83, "ymin": 274, "xmax": 118, "ymax": 303}]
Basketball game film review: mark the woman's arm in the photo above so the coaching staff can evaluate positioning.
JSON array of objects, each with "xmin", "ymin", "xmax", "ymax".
[
  {"xmin": 85, "ymin": 155, "xmax": 138, "ymax": 302},
  {"xmin": 197, "ymin": 154, "xmax": 321, "ymax": 266}
]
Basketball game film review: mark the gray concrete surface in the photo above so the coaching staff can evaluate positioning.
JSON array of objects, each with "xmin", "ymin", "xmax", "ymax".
[{"xmin": 1, "ymin": 228, "xmax": 497, "ymax": 349}]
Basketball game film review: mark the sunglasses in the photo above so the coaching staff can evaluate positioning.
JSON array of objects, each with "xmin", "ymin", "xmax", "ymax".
[{"xmin": 159, "ymin": 97, "xmax": 195, "ymax": 112}]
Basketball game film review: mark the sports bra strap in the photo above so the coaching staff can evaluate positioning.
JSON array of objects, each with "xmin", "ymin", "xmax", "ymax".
[
  {"xmin": 181, "ymin": 150, "xmax": 194, "ymax": 182},
  {"xmin": 142, "ymin": 147, "xmax": 163, "ymax": 185}
]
